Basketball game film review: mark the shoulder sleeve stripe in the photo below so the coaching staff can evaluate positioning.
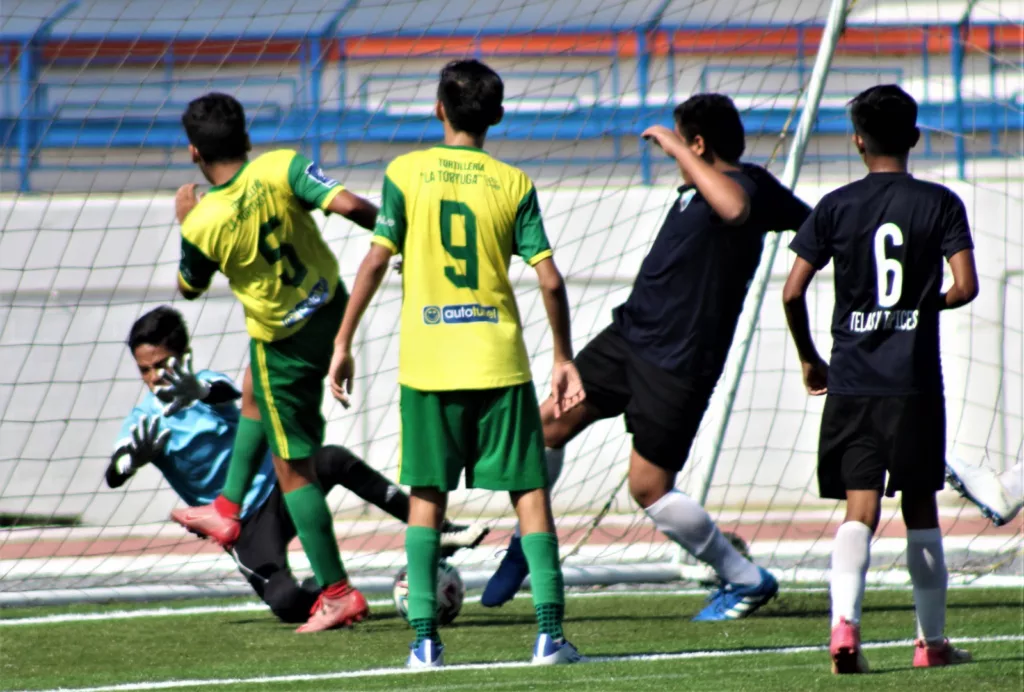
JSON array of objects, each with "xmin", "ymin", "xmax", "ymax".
[
  {"xmin": 525, "ymin": 249, "xmax": 554, "ymax": 267},
  {"xmin": 371, "ymin": 235, "xmax": 399, "ymax": 254}
]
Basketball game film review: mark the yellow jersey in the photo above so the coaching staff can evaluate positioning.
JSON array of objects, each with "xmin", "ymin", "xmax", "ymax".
[
  {"xmin": 178, "ymin": 149, "xmax": 344, "ymax": 342},
  {"xmin": 372, "ymin": 145, "xmax": 553, "ymax": 391}
]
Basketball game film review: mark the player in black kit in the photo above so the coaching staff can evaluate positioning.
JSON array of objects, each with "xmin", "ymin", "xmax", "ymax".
[
  {"xmin": 483, "ymin": 94, "xmax": 811, "ymax": 621},
  {"xmin": 783, "ymin": 85, "xmax": 979, "ymax": 674}
]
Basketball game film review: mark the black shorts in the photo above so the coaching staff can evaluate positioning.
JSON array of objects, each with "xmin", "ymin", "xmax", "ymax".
[
  {"xmin": 817, "ymin": 394, "xmax": 946, "ymax": 500},
  {"xmin": 574, "ymin": 324, "xmax": 714, "ymax": 472}
]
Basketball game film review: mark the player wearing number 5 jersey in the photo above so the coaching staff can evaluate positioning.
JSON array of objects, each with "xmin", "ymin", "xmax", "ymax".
[
  {"xmin": 783, "ymin": 85, "xmax": 979, "ymax": 674},
  {"xmin": 170, "ymin": 93, "xmax": 380, "ymax": 633},
  {"xmin": 329, "ymin": 60, "xmax": 584, "ymax": 668}
]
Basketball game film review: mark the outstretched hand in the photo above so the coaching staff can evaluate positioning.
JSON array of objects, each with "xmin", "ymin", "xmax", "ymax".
[
  {"xmin": 113, "ymin": 415, "xmax": 171, "ymax": 475},
  {"xmin": 641, "ymin": 125, "xmax": 685, "ymax": 157},
  {"xmin": 155, "ymin": 353, "xmax": 211, "ymax": 416},
  {"xmin": 550, "ymin": 361, "xmax": 586, "ymax": 419}
]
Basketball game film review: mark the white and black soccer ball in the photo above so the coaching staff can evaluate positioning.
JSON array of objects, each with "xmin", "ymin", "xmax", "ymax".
[{"xmin": 393, "ymin": 560, "xmax": 465, "ymax": 626}]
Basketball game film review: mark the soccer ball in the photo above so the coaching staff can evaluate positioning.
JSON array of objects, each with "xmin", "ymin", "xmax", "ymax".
[{"xmin": 393, "ymin": 560, "xmax": 465, "ymax": 626}]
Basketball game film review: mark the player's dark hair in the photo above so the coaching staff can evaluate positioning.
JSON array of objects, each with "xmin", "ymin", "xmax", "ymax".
[
  {"xmin": 181, "ymin": 93, "xmax": 249, "ymax": 164},
  {"xmin": 437, "ymin": 60, "xmax": 504, "ymax": 136},
  {"xmin": 849, "ymin": 85, "xmax": 920, "ymax": 156},
  {"xmin": 128, "ymin": 306, "xmax": 190, "ymax": 356},
  {"xmin": 673, "ymin": 93, "xmax": 746, "ymax": 163}
]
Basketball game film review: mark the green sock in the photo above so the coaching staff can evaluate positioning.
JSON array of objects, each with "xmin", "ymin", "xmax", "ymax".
[
  {"xmin": 220, "ymin": 416, "xmax": 268, "ymax": 505},
  {"xmin": 405, "ymin": 526, "xmax": 441, "ymax": 644},
  {"xmin": 283, "ymin": 484, "xmax": 346, "ymax": 587},
  {"xmin": 521, "ymin": 532, "xmax": 565, "ymax": 639}
]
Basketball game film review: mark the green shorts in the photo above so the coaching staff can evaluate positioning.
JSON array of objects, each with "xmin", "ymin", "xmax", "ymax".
[
  {"xmin": 399, "ymin": 382, "xmax": 547, "ymax": 492},
  {"xmin": 250, "ymin": 288, "xmax": 346, "ymax": 460}
]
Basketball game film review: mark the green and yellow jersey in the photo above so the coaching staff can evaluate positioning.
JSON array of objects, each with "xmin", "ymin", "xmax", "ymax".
[
  {"xmin": 178, "ymin": 149, "xmax": 344, "ymax": 342},
  {"xmin": 373, "ymin": 145, "xmax": 553, "ymax": 391}
]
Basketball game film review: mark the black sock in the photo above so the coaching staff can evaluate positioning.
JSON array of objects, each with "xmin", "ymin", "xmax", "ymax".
[{"xmin": 314, "ymin": 446, "xmax": 410, "ymax": 522}]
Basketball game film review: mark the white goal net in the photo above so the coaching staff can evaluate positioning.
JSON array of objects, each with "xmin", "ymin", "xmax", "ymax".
[{"xmin": 1, "ymin": 0, "xmax": 1020, "ymax": 604}]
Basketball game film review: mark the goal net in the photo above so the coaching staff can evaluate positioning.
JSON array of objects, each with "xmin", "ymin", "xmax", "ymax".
[{"xmin": 1, "ymin": 0, "xmax": 1020, "ymax": 604}]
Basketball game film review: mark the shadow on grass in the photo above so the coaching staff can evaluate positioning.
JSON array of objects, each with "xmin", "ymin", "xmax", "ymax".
[{"xmin": 766, "ymin": 600, "xmax": 1012, "ymax": 619}]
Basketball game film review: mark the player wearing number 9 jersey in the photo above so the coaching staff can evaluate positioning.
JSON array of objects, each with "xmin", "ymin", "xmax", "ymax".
[
  {"xmin": 171, "ymin": 92, "xmax": 381, "ymax": 633},
  {"xmin": 329, "ymin": 60, "xmax": 584, "ymax": 668},
  {"xmin": 783, "ymin": 85, "xmax": 979, "ymax": 674}
]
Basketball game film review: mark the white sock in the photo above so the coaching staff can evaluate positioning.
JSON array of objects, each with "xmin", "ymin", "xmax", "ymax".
[
  {"xmin": 513, "ymin": 448, "xmax": 566, "ymax": 540},
  {"xmin": 644, "ymin": 490, "xmax": 762, "ymax": 587},
  {"xmin": 999, "ymin": 460, "xmax": 1024, "ymax": 503},
  {"xmin": 906, "ymin": 527, "xmax": 948, "ymax": 644},
  {"xmin": 830, "ymin": 521, "xmax": 872, "ymax": 627}
]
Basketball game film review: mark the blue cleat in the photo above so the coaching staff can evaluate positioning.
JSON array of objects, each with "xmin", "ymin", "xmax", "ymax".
[
  {"xmin": 692, "ymin": 566, "xmax": 778, "ymax": 621},
  {"xmin": 407, "ymin": 639, "xmax": 444, "ymax": 669},
  {"xmin": 481, "ymin": 535, "xmax": 529, "ymax": 607},
  {"xmin": 532, "ymin": 633, "xmax": 584, "ymax": 665}
]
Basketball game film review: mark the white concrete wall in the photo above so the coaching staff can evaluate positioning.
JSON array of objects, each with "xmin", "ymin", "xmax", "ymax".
[{"xmin": 1, "ymin": 175, "xmax": 1020, "ymax": 528}]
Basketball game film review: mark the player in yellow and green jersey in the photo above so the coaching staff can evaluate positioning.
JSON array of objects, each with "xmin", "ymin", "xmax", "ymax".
[
  {"xmin": 168, "ymin": 93, "xmax": 377, "ymax": 632},
  {"xmin": 329, "ymin": 60, "xmax": 586, "ymax": 668}
]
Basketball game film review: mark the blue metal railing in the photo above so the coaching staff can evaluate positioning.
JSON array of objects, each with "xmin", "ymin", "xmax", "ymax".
[{"xmin": 3, "ymin": 17, "xmax": 1021, "ymax": 191}]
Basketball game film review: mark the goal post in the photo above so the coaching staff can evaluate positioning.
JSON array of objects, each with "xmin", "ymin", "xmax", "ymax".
[{"xmin": 1, "ymin": 0, "xmax": 1021, "ymax": 607}]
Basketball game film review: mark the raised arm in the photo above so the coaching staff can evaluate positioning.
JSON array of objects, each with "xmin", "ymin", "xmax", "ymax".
[
  {"xmin": 325, "ymin": 190, "xmax": 379, "ymax": 231},
  {"xmin": 641, "ymin": 125, "xmax": 750, "ymax": 225}
]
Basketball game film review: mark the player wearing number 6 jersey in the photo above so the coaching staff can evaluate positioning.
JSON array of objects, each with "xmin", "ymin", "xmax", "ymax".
[
  {"xmin": 170, "ymin": 93, "xmax": 380, "ymax": 632},
  {"xmin": 329, "ymin": 60, "xmax": 584, "ymax": 668},
  {"xmin": 783, "ymin": 85, "xmax": 979, "ymax": 674}
]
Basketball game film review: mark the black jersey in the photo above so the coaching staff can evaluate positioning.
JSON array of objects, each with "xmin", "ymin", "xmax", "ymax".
[
  {"xmin": 789, "ymin": 172, "xmax": 974, "ymax": 396},
  {"xmin": 614, "ymin": 164, "xmax": 811, "ymax": 378}
]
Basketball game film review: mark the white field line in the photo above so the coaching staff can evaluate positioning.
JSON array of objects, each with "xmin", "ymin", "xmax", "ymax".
[
  {"xmin": 2, "ymin": 583, "xmax": 1020, "ymax": 628},
  {"xmin": 3, "ymin": 534, "xmax": 1018, "ymax": 581},
  {"xmin": 15, "ymin": 634, "xmax": 1024, "ymax": 692}
]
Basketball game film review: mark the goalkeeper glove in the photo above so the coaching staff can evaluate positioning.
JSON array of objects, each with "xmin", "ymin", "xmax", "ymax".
[
  {"xmin": 113, "ymin": 415, "xmax": 171, "ymax": 475},
  {"xmin": 154, "ymin": 353, "xmax": 212, "ymax": 416}
]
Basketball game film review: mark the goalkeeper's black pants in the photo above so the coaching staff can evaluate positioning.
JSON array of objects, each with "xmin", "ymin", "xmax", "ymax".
[{"xmin": 230, "ymin": 444, "xmax": 410, "ymax": 622}]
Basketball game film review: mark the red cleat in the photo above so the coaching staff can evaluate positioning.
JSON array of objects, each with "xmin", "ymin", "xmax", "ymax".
[
  {"xmin": 296, "ymin": 584, "xmax": 370, "ymax": 633},
  {"xmin": 170, "ymin": 504, "xmax": 241, "ymax": 549},
  {"xmin": 830, "ymin": 617, "xmax": 870, "ymax": 674},
  {"xmin": 913, "ymin": 638, "xmax": 972, "ymax": 667}
]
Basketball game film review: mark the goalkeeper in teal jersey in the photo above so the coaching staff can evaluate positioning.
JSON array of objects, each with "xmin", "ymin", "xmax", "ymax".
[{"xmin": 108, "ymin": 306, "xmax": 487, "ymax": 622}]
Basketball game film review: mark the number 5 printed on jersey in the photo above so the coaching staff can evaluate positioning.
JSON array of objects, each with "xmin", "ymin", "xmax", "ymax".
[
  {"xmin": 873, "ymin": 223, "xmax": 903, "ymax": 308},
  {"xmin": 440, "ymin": 201, "xmax": 479, "ymax": 290},
  {"xmin": 258, "ymin": 217, "xmax": 308, "ymax": 287}
]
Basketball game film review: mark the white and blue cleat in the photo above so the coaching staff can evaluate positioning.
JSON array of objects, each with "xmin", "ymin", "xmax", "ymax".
[
  {"xmin": 692, "ymin": 566, "xmax": 778, "ymax": 621},
  {"xmin": 531, "ymin": 634, "xmax": 585, "ymax": 665},
  {"xmin": 945, "ymin": 457, "xmax": 1021, "ymax": 527},
  {"xmin": 407, "ymin": 639, "xmax": 444, "ymax": 669}
]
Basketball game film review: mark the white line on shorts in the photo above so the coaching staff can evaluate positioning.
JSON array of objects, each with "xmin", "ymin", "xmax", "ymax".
[{"xmin": 16, "ymin": 634, "xmax": 1023, "ymax": 692}]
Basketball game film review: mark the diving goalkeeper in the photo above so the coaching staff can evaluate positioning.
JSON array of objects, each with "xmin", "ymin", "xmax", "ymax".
[{"xmin": 107, "ymin": 306, "xmax": 487, "ymax": 623}]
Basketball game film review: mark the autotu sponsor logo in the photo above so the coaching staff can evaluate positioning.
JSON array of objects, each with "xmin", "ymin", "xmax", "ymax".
[{"xmin": 422, "ymin": 304, "xmax": 498, "ymax": 325}]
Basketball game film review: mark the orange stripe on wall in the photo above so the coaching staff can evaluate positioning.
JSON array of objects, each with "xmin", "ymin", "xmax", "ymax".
[{"xmin": 24, "ymin": 25, "xmax": 1022, "ymax": 64}]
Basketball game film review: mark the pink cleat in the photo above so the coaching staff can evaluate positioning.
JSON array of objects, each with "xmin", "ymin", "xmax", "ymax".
[
  {"xmin": 913, "ymin": 639, "xmax": 972, "ymax": 667},
  {"xmin": 170, "ymin": 504, "xmax": 241, "ymax": 549},
  {"xmin": 296, "ymin": 584, "xmax": 370, "ymax": 633},
  {"xmin": 830, "ymin": 617, "xmax": 870, "ymax": 674}
]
